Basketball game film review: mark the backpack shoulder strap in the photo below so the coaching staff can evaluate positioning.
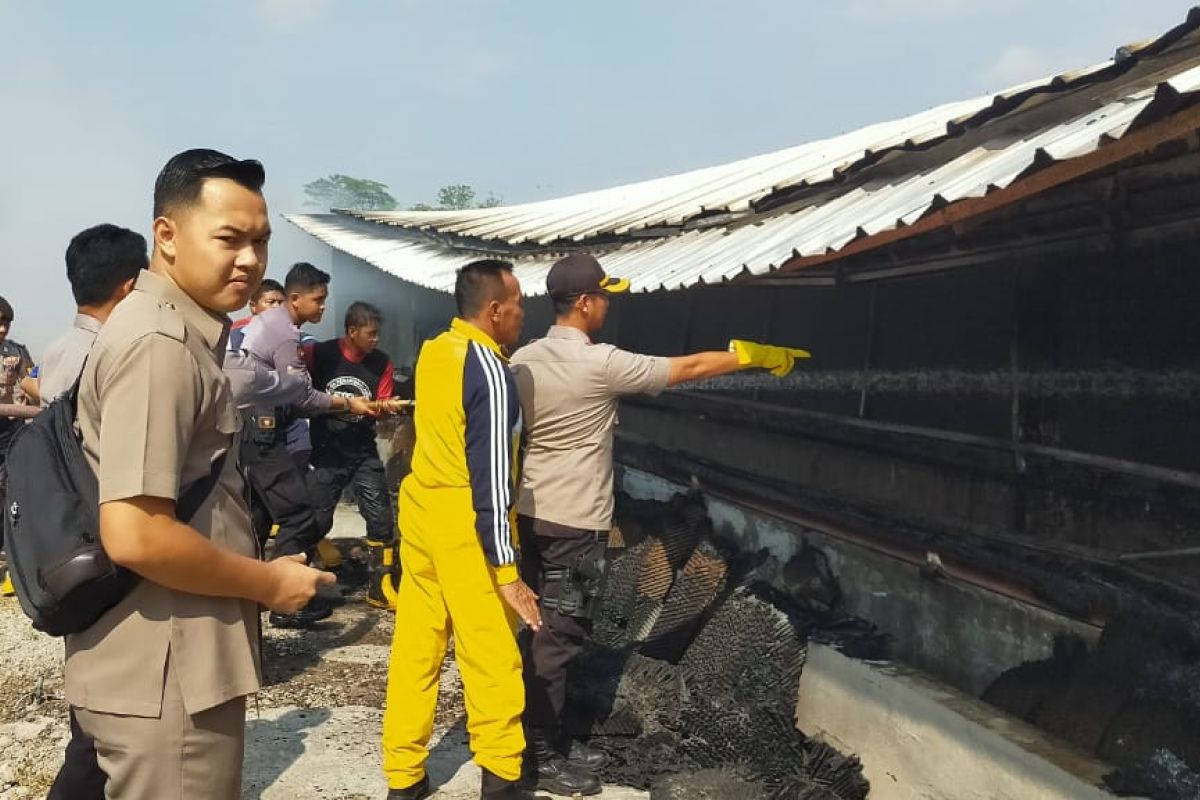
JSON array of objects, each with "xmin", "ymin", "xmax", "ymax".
[{"xmin": 176, "ymin": 451, "xmax": 228, "ymax": 523}]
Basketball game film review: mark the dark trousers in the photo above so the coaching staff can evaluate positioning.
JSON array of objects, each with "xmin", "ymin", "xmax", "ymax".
[
  {"xmin": 309, "ymin": 453, "xmax": 396, "ymax": 543},
  {"xmin": 519, "ymin": 515, "xmax": 607, "ymax": 734},
  {"xmin": 290, "ymin": 449, "xmax": 311, "ymax": 474},
  {"xmin": 240, "ymin": 436, "xmax": 321, "ymax": 559},
  {"xmin": 47, "ymin": 708, "xmax": 106, "ymax": 799}
]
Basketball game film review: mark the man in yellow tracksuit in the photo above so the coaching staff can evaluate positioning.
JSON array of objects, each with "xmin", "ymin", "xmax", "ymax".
[{"xmin": 383, "ymin": 259, "xmax": 545, "ymax": 800}]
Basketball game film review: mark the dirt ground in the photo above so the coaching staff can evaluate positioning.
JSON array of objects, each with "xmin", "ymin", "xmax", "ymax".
[{"xmin": 0, "ymin": 509, "xmax": 646, "ymax": 799}]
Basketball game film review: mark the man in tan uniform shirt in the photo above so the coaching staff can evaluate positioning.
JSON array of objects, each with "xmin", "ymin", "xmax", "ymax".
[
  {"xmin": 70, "ymin": 149, "xmax": 333, "ymax": 800},
  {"xmin": 509, "ymin": 253, "xmax": 809, "ymax": 795}
]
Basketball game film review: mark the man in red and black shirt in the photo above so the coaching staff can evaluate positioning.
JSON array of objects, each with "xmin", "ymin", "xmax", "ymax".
[{"xmin": 306, "ymin": 301, "xmax": 405, "ymax": 608}]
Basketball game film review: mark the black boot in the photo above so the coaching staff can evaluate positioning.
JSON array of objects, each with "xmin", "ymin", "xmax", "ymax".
[
  {"xmin": 565, "ymin": 738, "xmax": 608, "ymax": 771},
  {"xmin": 268, "ymin": 595, "xmax": 333, "ymax": 629},
  {"xmin": 480, "ymin": 768, "xmax": 546, "ymax": 799},
  {"xmin": 386, "ymin": 775, "xmax": 430, "ymax": 799},
  {"xmin": 525, "ymin": 730, "xmax": 601, "ymax": 797}
]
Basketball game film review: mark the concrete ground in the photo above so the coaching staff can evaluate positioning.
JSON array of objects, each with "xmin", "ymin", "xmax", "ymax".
[
  {"xmin": 0, "ymin": 505, "xmax": 648, "ymax": 800},
  {"xmin": 246, "ymin": 705, "xmax": 645, "ymax": 799}
]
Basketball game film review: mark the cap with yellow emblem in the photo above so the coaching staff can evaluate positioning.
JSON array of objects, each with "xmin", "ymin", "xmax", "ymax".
[{"xmin": 546, "ymin": 253, "xmax": 630, "ymax": 298}]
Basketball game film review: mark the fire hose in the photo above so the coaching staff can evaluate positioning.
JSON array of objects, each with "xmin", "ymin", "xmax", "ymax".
[{"xmin": 362, "ymin": 398, "xmax": 413, "ymax": 415}]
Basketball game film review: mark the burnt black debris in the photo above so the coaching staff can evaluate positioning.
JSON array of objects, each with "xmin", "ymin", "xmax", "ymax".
[
  {"xmin": 565, "ymin": 490, "xmax": 877, "ymax": 799},
  {"xmin": 1105, "ymin": 748, "xmax": 1200, "ymax": 800},
  {"xmin": 639, "ymin": 542, "xmax": 727, "ymax": 661},
  {"xmin": 986, "ymin": 609, "xmax": 1200, "ymax": 800}
]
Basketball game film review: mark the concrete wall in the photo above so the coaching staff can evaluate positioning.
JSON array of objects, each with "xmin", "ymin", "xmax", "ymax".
[{"xmin": 796, "ymin": 645, "xmax": 1117, "ymax": 800}]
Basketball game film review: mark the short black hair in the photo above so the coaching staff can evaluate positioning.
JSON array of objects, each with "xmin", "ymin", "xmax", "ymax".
[
  {"xmin": 252, "ymin": 278, "xmax": 285, "ymax": 302},
  {"xmin": 551, "ymin": 294, "xmax": 577, "ymax": 316},
  {"xmin": 153, "ymin": 148, "xmax": 265, "ymax": 217},
  {"xmin": 65, "ymin": 224, "xmax": 148, "ymax": 307},
  {"xmin": 0, "ymin": 295, "xmax": 12, "ymax": 322},
  {"xmin": 345, "ymin": 301, "xmax": 383, "ymax": 330},
  {"xmin": 284, "ymin": 262, "xmax": 331, "ymax": 294},
  {"xmin": 455, "ymin": 259, "xmax": 514, "ymax": 318}
]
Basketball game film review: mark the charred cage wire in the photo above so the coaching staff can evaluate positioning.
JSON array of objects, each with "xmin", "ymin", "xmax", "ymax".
[{"xmin": 563, "ymin": 491, "xmax": 881, "ymax": 799}]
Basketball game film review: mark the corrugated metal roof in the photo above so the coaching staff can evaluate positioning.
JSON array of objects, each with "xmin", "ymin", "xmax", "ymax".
[
  {"xmin": 343, "ymin": 94, "xmax": 992, "ymax": 245},
  {"xmin": 288, "ymin": 9, "xmax": 1200, "ymax": 296}
]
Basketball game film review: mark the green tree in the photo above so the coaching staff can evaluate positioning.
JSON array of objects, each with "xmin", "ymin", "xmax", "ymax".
[
  {"xmin": 437, "ymin": 184, "xmax": 476, "ymax": 210},
  {"xmin": 304, "ymin": 174, "xmax": 398, "ymax": 211},
  {"xmin": 408, "ymin": 184, "xmax": 504, "ymax": 211}
]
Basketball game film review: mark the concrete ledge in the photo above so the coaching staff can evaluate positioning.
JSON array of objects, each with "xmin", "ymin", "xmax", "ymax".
[{"xmin": 795, "ymin": 644, "xmax": 1122, "ymax": 800}]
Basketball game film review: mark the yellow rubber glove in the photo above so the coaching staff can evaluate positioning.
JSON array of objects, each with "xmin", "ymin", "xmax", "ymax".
[{"xmin": 729, "ymin": 339, "xmax": 812, "ymax": 378}]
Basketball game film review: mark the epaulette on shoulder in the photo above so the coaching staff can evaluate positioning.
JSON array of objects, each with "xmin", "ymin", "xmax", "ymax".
[{"xmin": 154, "ymin": 299, "xmax": 188, "ymax": 343}]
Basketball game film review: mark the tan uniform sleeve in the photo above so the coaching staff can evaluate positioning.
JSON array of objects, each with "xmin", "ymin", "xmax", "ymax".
[
  {"xmin": 603, "ymin": 346, "xmax": 670, "ymax": 397},
  {"xmin": 94, "ymin": 333, "xmax": 200, "ymax": 504}
]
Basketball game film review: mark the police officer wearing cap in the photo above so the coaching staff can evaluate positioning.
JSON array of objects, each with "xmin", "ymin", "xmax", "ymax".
[{"xmin": 509, "ymin": 253, "xmax": 810, "ymax": 796}]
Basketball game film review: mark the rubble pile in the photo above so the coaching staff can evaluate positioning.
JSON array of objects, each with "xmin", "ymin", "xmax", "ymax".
[{"xmin": 566, "ymin": 492, "xmax": 882, "ymax": 799}]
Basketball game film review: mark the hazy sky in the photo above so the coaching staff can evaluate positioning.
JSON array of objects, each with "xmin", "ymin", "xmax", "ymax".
[{"xmin": 0, "ymin": 0, "xmax": 1191, "ymax": 353}]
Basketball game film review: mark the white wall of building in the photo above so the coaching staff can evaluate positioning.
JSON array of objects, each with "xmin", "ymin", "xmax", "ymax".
[{"xmin": 321, "ymin": 248, "xmax": 458, "ymax": 373}]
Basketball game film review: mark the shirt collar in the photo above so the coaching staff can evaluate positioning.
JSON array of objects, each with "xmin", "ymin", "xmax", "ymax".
[
  {"xmin": 73, "ymin": 313, "xmax": 104, "ymax": 334},
  {"xmin": 546, "ymin": 325, "xmax": 591, "ymax": 343},
  {"xmin": 451, "ymin": 317, "xmax": 506, "ymax": 359},
  {"xmin": 338, "ymin": 336, "xmax": 367, "ymax": 364},
  {"xmin": 135, "ymin": 270, "xmax": 230, "ymax": 353}
]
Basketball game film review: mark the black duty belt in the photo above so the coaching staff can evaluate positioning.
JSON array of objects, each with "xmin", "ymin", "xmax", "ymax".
[
  {"xmin": 242, "ymin": 409, "xmax": 281, "ymax": 446},
  {"xmin": 541, "ymin": 532, "xmax": 609, "ymax": 619}
]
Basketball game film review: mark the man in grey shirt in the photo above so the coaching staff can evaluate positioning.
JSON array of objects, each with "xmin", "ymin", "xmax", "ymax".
[{"xmin": 39, "ymin": 225, "xmax": 147, "ymax": 405}]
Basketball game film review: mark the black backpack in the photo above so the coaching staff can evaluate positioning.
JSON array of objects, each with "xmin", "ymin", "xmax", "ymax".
[{"xmin": 2, "ymin": 379, "xmax": 225, "ymax": 636}]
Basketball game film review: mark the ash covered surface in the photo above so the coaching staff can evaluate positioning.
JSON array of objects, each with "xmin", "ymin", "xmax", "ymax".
[{"xmin": 565, "ymin": 491, "xmax": 882, "ymax": 799}]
